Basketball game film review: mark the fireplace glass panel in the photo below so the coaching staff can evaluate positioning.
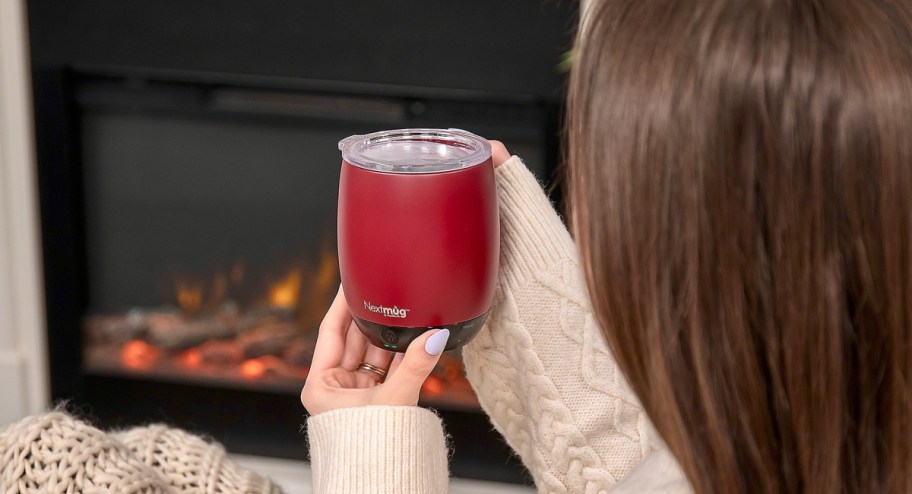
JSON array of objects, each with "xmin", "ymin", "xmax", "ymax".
[{"xmin": 77, "ymin": 76, "xmax": 548, "ymax": 410}]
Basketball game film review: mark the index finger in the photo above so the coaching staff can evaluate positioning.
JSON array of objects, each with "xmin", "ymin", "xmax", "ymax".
[{"xmin": 310, "ymin": 285, "xmax": 353, "ymax": 372}]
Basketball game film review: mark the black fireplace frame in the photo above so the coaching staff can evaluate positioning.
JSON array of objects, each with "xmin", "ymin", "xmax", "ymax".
[{"xmin": 29, "ymin": 0, "xmax": 576, "ymax": 484}]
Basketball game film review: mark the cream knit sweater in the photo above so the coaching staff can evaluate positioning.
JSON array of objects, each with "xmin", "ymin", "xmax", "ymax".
[{"xmin": 307, "ymin": 157, "xmax": 691, "ymax": 493}]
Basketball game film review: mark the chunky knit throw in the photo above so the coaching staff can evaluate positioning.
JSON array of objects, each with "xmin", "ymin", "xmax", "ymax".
[{"xmin": 0, "ymin": 412, "xmax": 282, "ymax": 494}]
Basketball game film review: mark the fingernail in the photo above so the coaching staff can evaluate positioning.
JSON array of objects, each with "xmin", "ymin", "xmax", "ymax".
[{"xmin": 425, "ymin": 329, "xmax": 450, "ymax": 356}]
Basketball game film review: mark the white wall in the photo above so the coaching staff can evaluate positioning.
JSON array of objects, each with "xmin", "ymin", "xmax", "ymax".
[{"xmin": 0, "ymin": 0, "xmax": 50, "ymax": 423}]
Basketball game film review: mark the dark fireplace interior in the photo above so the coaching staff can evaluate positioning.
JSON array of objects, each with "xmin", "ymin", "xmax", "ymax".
[{"xmin": 30, "ymin": 1, "xmax": 575, "ymax": 484}]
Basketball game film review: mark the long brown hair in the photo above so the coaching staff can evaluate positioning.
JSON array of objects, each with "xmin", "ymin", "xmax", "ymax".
[{"xmin": 567, "ymin": 1, "xmax": 912, "ymax": 492}]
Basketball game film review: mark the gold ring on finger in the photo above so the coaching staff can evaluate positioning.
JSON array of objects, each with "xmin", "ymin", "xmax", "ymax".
[{"xmin": 356, "ymin": 361, "xmax": 388, "ymax": 379}]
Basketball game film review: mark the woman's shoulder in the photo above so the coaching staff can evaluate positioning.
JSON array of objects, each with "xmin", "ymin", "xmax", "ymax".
[{"xmin": 610, "ymin": 449, "xmax": 692, "ymax": 494}]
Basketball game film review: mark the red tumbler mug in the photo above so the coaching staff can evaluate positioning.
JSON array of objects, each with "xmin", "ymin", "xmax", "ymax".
[{"xmin": 337, "ymin": 129, "xmax": 498, "ymax": 352}]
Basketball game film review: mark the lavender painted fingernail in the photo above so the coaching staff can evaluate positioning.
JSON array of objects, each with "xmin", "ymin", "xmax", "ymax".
[{"xmin": 425, "ymin": 329, "xmax": 450, "ymax": 356}]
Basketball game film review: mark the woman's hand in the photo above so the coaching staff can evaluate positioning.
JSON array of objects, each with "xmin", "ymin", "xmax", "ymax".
[
  {"xmin": 301, "ymin": 287, "xmax": 449, "ymax": 415},
  {"xmin": 490, "ymin": 140, "xmax": 510, "ymax": 168}
]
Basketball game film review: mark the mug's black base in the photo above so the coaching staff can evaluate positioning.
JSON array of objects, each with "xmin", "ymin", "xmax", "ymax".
[{"xmin": 353, "ymin": 310, "xmax": 490, "ymax": 353}]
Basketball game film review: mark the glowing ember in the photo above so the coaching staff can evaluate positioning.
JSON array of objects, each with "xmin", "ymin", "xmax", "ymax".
[
  {"xmin": 121, "ymin": 340, "xmax": 159, "ymax": 369},
  {"xmin": 269, "ymin": 269, "xmax": 302, "ymax": 308},
  {"xmin": 422, "ymin": 375, "xmax": 445, "ymax": 396},
  {"xmin": 240, "ymin": 358, "xmax": 266, "ymax": 379},
  {"xmin": 179, "ymin": 348, "xmax": 202, "ymax": 369}
]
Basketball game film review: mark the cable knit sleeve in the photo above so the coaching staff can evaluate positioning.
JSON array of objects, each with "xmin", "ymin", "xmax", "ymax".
[
  {"xmin": 462, "ymin": 156, "xmax": 657, "ymax": 493},
  {"xmin": 306, "ymin": 406, "xmax": 449, "ymax": 494}
]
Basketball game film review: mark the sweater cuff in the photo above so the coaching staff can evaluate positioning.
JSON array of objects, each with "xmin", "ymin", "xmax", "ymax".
[
  {"xmin": 495, "ymin": 156, "xmax": 578, "ymax": 288},
  {"xmin": 307, "ymin": 406, "xmax": 449, "ymax": 494}
]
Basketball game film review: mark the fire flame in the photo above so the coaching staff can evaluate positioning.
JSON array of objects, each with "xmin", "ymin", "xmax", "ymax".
[
  {"xmin": 268, "ymin": 244, "xmax": 336, "ymax": 311},
  {"xmin": 230, "ymin": 262, "xmax": 245, "ymax": 285},
  {"xmin": 176, "ymin": 280, "xmax": 204, "ymax": 314},
  {"xmin": 313, "ymin": 246, "xmax": 337, "ymax": 295},
  {"xmin": 269, "ymin": 269, "xmax": 302, "ymax": 308},
  {"xmin": 169, "ymin": 237, "xmax": 338, "ymax": 323},
  {"xmin": 297, "ymin": 245, "xmax": 339, "ymax": 326}
]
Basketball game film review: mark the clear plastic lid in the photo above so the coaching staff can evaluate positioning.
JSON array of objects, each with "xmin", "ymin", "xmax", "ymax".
[{"xmin": 338, "ymin": 128, "xmax": 492, "ymax": 174}]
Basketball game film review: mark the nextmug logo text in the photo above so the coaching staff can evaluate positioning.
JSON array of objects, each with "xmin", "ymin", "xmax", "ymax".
[{"xmin": 364, "ymin": 301, "xmax": 410, "ymax": 319}]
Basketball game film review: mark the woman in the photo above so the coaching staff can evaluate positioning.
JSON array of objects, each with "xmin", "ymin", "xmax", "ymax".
[{"xmin": 302, "ymin": 0, "xmax": 912, "ymax": 492}]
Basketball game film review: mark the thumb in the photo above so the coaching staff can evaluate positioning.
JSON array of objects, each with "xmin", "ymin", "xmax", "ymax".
[
  {"xmin": 489, "ymin": 140, "xmax": 510, "ymax": 168},
  {"xmin": 379, "ymin": 329, "xmax": 450, "ymax": 405}
]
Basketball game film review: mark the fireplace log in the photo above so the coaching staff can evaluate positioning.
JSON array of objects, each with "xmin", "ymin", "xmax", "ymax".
[
  {"xmin": 236, "ymin": 307, "xmax": 296, "ymax": 331},
  {"xmin": 282, "ymin": 337, "xmax": 316, "ymax": 367},
  {"xmin": 237, "ymin": 322, "xmax": 299, "ymax": 359},
  {"xmin": 145, "ymin": 312, "xmax": 236, "ymax": 349},
  {"xmin": 198, "ymin": 339, "xmax": 244, "ymax": 366},
  {"xmin": 84, "ymin": 310, "xmax": 148, "ymax": 344}
]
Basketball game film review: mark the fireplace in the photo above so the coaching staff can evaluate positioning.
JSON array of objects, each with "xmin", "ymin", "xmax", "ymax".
[
  {"xmin": 77, "ymin": 74, "xmax": 487, "ymax": 411},
  {"xmin": 29, "ymin": 1, "xmax": 575, "ymax": 484}
]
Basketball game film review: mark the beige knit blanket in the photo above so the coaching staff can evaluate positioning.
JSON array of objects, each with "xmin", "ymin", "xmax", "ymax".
[{"xmin": 0, "ymin": 412, "xmax": 282, "ymax": 493}]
